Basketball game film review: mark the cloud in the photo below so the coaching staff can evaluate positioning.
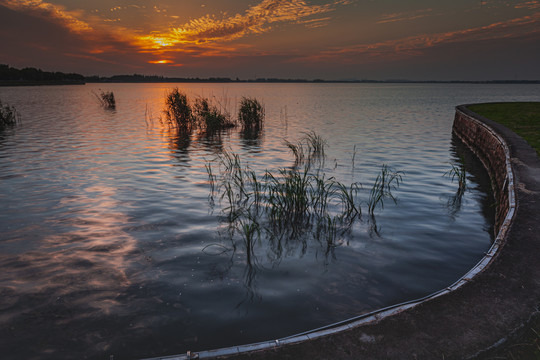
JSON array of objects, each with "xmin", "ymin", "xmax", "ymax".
[
  {"xmin": 135, "ymin": 0, "xmax": 350, "ymax": 49},
  {"xmin": 0, "ymin": 0, "xmax": 93, "ymax": 33},
  {"xmin": 377, "ymin": 8, "xmax": 434, "ymax": 24},
  {"xmin": 514, "ymin": 0, "xmax": 540, "ymax": 9},
  {"xmin": 292, "ymin": 12, "xmax": 540, "ymax": 64}
]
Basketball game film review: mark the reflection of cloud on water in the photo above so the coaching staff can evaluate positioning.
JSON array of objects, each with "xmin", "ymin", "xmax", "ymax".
[{"xmin": 0, "ymin": 184, "xmax": 140, "ymax": 354}]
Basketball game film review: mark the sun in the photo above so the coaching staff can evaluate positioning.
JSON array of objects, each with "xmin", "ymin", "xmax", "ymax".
[{"xmin": 148, "ymin": 59, "xmax": 173, "ymax": 64}]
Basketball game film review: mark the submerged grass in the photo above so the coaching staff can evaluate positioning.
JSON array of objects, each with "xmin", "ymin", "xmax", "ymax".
[{"xmin": 0, "ymin": 99, "xmax": 19, "ymax": 130}]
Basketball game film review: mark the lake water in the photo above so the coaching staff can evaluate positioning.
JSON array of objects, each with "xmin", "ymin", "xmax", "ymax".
[{"xmin": 0, "ymin": 83, "xmax": 538, "ymax": 359}]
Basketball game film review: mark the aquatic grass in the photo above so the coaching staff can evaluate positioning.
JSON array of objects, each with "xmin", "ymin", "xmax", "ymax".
[
  {"xmin": 163, "ymin": 88, "xmax": 194, "ymax": 131},
  {"xmin": 205, "ymin": 163, "xmax": 217, "ymax": 197},
  {"xmin": 265, "ymin": 167, "xmax": 313, "ymax": 230},
  {"xmin": 351, "ymin": 145, "xmax": 357, "ymax": 174},
  {"xmin": 283, "ymin": 131, "xmax": 327, "ymax": 167},
  {"xmin": 337, "ymin": 182, "xmax": 362, "ymax": 221},
  {"xmin": 238, "ymin": 97, "xmax": 265, "ymax": 130},
  {"xmin": 444, "ymin": 156, "xmax": 468, "ymax": 217},
  {"xmin": 93, "ymin": 90, "xmax": 116, "ymax": 110},
  {"xmin": 207, "ymin": 141, "xmax": 404, "ymax": 272},
  {"xmin": 368, "ymin": 164, "xmax": 403, "ymax": 215},
  {"xmin": 163, "ymin": 91, "xmax": 265, "ymax": 136},
  {"xmin": 445, "ymin": 156, "xmax": 467, "ymax": 195},
  {"xmin": 0, "ymin": 99, "xmax": 19, "ymax": 129},
  {"xmin": 193, "ymin": 97, "xmax": 235, "ymax": 133},
  {"xmin": 310, "ymin": 171, "xmax": 336, "ymax": 217},
  {"xmin": 284, "ymin": 139, "xmax": 305, "ymax": 166},
  {"xmin": 209, "ymin": 150, "xmax": 366, "ymax": 247},
  {"xmin": 303, "ymin": 131, "xmax": 326, "ymax": 160}
]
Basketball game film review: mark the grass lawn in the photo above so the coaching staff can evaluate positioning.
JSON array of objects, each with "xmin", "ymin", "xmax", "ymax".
[
  {"xmin": 468, "ymin": 102, "xmax": 540, "ymax": 155},
  {"xmin": 467, "ymin": 102, "xmax": 540, "ymax": 360}
]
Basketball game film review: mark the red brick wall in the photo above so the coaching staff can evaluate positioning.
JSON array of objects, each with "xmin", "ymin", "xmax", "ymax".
[{"xmin": 453, "ymin": 110, "xmax": 510, "ymax": 233}]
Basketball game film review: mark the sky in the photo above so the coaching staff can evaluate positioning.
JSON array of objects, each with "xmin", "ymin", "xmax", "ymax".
[{"xmin": 0, "ymin": 0, "xmax": 539, "ymax": 80}]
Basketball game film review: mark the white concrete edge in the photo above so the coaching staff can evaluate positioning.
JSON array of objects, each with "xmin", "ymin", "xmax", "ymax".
[{"xmin": 142, "ymin": 107, "xmax": 517, "ymax": 360}]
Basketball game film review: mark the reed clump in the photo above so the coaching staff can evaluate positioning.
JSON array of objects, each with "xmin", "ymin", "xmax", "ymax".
[
  {"xmin": 162, "ymin": 89, "xmax": 265, "ymax": 135},
  {"xmin": 163, "ymin": 88, "xmax": 194, "ymax": 131},
  {"xmin": 93, "ymin": 90, "xmax": 116, "ymax": 110},
  {"xmin": 193, "ymin": 97, "xmax": 235, "ymax": 133},
  {"xmin": 238, "ymin": 97, "xmax": 265, "ymax": 131},
  {"xmin": 0, "ymin": 99, "xmax": 19, "ymax": 130}
]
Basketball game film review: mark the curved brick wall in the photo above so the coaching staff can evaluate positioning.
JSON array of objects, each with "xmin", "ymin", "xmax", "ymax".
[{"xmin": 452, "ymin": 107, "xmax": 512, "ymax": 233}]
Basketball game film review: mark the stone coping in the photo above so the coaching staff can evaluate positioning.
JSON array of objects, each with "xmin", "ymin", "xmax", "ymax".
[{"xmin": 144, "ymin": 104, "xmax": 540, "ymax": 360}]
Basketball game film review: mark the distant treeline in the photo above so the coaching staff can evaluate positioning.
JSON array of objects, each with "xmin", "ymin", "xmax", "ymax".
[
  {"xmin": 1, "ymin": 64, "xmax": 539, "ymax": 85},
  {"xmin": 85, "ymin": 75, "xmax": 540, "ymax": 84},
  {"xmin": 0, "ymin": 64, "xmax": 85, "ymax": 85},
  {"xmin": 85, "ymin": 74, "xmax": 328, "ymax": 83}
]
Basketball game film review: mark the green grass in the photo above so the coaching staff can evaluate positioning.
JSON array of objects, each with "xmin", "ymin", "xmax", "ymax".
[
  {"xmin": 467, "ymin": 102, "xmax": 540, "ymax": 155},
  {"xmin": 465, "ymin": 102, "xmax": 540, "ymax": 359}
]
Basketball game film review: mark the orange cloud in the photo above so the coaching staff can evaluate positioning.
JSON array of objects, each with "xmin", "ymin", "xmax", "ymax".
[
  {"xmin": 514, "ymin": 1, "xmax": 540, "ymax": 9},
  {"xmin": 135, "ymin": 0, "xmax": 350, "ymax": 50},
  {"xmin": 1, "ymin": 0, "xmax": 93, "ymax": 33}
]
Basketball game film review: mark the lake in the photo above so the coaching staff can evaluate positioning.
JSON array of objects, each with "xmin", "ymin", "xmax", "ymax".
[{"xmin": 0, "ymin": 83, "xmax": 538, "ymax": 359}]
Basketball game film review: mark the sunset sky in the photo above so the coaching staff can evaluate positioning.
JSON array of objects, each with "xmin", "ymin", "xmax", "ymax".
[{"xmin": 1, "ymin": 0, "xmax": 539, "ymax": 80}]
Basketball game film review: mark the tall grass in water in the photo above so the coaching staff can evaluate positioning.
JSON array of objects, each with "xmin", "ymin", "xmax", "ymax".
[
  {"xmin": 205, "ymin": 138, "xmax": 406, "ymax": 296},
  {"xmin": 93, "ymin": 90, "xmax": 116, "ymax": 110},
  {"xmin": 163, "ymin": 88, "xmax": 194, "ymax": 131},
  {"xmin": 284, "ymin": 139, "xmax": 305, "ymax": 166},
  {"xmin": 162, "ymin": 89, "xmax": 264, "ymax": 134},
  {"xmin": 207, "ymin": 147, "xmax": 364, "ymax": 247},
  {"xmin": 238, "ymin": 97, "xmax": 265, "ymax": 130},
  {"xmin": 304, "ymin": 131, "xmax": 326, "ymax": 159},
  {"xmin": 368, "ymin": 164, "xmax": 403, "ymax": 216},
  {"xmin": 284, "ymin": 131, "xmax": 327, "ymax": 167},
  {"xmin": 193, "ymin": 97, "xmax": 235, "ymax": 133},
  {"xmin": 445, "ymin": 157, "xmax": 467, "ymax": 195},
  {"xmin": 444, "ymin": 156, "xmax": 467, "ymax": 215},
  {"xmin": 0, "ymin": 100, "xmax": 19, "ymax": 130}
]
